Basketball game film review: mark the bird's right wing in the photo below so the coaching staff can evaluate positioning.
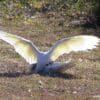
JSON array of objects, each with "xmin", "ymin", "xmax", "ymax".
[
  {"xmin": 0, "ymin": 31, "xmax": 39, "ymax": 64},
  {"xmin": 49, "ymin": 35, "xmax": 100, "ymax": 61}
]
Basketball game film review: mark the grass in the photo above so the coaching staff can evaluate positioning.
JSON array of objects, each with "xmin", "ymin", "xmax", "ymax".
[{"xmin": 0, "ymin": 9, "xmax": 100, "ymax": 100}]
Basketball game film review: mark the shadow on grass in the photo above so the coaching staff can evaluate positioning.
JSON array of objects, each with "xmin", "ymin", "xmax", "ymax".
[
  {"xmin": 0, "ymin": 71, "xmax": 78, "ymax": 79},
  {"xmin": 39, "ymin": 72, "xmax": 78, "ymax": 79},
  {"xmin": 0, "ymin": 71, "xmax": 32, "ymax": 77}
]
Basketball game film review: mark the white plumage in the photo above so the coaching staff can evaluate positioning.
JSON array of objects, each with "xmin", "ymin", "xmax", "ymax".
[{"xmin": 0, "ymin": 30, "xmax": 99, "ymax": 74}]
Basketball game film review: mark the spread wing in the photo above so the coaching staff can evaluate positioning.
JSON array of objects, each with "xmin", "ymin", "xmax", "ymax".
[
  {"xmin": 49, "ymin": 35, "xmax": 100, "ymax": 61},
  {"xmin": 0, "ymin": 31, "xmax": 39, "ymax": 64}
]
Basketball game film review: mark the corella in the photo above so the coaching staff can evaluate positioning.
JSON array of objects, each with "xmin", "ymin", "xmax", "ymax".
[{"xmin": 0, "ymin": 31, "xmax": 99, "ymax": 74}]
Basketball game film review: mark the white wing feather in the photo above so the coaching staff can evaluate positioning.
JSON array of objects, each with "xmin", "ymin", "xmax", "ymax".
[
  {"xmin": 49, "ymin": 35, "xmax": 100, "ymax": 61},
  {"xmin": 0, "ymin": 31, "xmax": 39, "ymax": 64}
]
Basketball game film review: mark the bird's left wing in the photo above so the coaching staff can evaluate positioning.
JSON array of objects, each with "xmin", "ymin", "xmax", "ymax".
[
  {"xmin": 0, "ymin": 31, "xmax": 39, "ymax": 64},
  {"xmin": 49, "ymin": 35, "xmax": 100, "ymax": 61}
]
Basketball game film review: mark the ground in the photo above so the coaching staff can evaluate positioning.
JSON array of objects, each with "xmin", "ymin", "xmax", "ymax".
[{"xmin": 0, "ymin": 12, "xmax": 100, "ymax": 100}]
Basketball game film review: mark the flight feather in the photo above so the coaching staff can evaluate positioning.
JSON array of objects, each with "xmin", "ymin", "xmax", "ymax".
[
  {"xmin": 49, "ymin": 35, "xmax": 100, "ymax": 61},
  {"xmin": 0, "ymin": 31, "xmax": 39, "ymax": 64}
]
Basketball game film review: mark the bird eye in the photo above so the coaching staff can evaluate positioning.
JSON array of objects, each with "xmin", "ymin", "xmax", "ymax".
[{"xmin": 45, "ymin": 62, "xmax": 53, "ymax": 66}]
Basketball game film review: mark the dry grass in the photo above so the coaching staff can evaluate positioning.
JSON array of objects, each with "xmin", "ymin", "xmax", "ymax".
[{"xmin": 0, "ymin": 12, "xmax": 100, "ymax": 100}]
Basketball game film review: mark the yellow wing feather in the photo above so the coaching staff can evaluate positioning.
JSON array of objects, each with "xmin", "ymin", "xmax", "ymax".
[
  {"xmin": 49, "ymin": 35, "xmax": 99, "ymax": 61},
  {"xmin": 0, "ymin": 31, "xmax": 38, "ymax": 64}
]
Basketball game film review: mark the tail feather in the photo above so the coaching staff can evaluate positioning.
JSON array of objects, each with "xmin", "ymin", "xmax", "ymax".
[{"xmin": 43, "ymin": 61, "xmax": 74, "ymax": 73}]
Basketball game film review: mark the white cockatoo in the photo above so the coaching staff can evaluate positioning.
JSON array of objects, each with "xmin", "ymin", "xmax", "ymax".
[{"xmin": 0, "ymin": 31, "xmax": 99, "ymax": 74}]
